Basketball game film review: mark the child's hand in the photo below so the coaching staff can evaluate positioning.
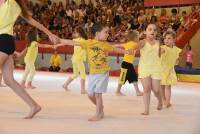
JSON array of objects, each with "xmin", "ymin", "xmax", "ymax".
[
  {"xmin": 48, "ymin": 34, "xmax": 60, "ymax": 44},
  {"xmin": 51, "ymin": 45, "xmax": 55, "ymax": 49},
  {"xmin": 13, "ymin": 52, "xmax": 20, "ymax": 59},
  {"xmin": 53, "ymin": 44, "xmax": 59, "ymax": 49}
]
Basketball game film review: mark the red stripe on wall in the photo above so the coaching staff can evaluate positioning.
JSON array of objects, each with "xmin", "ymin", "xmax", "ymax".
[{"xmin": 144, "ymin": 0, "xmax": 200, "ymax": 7}]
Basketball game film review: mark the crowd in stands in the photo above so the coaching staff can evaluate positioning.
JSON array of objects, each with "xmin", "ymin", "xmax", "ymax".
[{"xmin": 14, "ymin": 0, "xmax": 199, "ymax": 43}]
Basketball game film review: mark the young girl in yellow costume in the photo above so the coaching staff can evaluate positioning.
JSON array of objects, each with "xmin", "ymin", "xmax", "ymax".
[
  {"xmin": 20, "ymin": 30, "xmax": 54, "ymax": 89},
  {"xmin": 62, "ymin": 26, "xmax": 87, "ymax": 94},
  {"xmin": 160, "ymin": 31, "xmax": 182, "ymax": 108},
  {"xmin": 135, "ymin": 23, "xmax": 163, "ymax": 115}
]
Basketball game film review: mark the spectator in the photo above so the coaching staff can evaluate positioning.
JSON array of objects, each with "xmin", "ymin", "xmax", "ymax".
[{"xmin": 49, "ymin": 50, "xmax": 62, "ymax": 72}]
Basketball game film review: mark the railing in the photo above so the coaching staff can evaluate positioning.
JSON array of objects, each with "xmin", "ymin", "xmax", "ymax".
[{"xmin": 176, "ymin": 9, "xmax": 200, "ymax": 48}]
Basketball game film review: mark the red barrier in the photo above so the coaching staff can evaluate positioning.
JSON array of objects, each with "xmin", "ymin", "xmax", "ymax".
[{"xmin": 176, "ymin": 11, "xmax": 200, "ymax": 48}]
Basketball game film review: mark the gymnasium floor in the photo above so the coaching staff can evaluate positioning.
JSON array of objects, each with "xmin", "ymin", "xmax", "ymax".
[{"xmin": 0, "ymin": 70, "xmax": 200, "ymax": 134}]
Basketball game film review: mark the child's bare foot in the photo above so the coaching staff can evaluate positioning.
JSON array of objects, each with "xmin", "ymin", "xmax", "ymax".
[
  {"xmin": 100, "ymin": 112, "xmax": 104, "ymax": 118},
  {"xmin": 81, "ymin": 90, "xmax": 87, "ymax": 94},
  {"xmin": 141, "ymin": 111, "xmax": 149, "ymax": 115},
  {"xmin": 26, "ymin": 85, "xmax": 36, "ymax": 89},
  {"xmin": 116, "ymin": 92, "xmax": 126, "ymax": 96},
  {"xmin": 0, "ymin": 84, "xmax": 6, "ymax": 87},
  {"xmin": 88, "ymin": 114, "xmax": 103, "ymax": 121},
  {"xmin": 166, "ymin": 103, "xmax": 172, "ymax": 108},
  {"xmin": 21, "ymin": 84, "xmax": 26, "ymax": 89},
  {"xmin": 62, "ymin": 85, "xmax": 70, "ymax": 91},
  {"xmin": 163, "ymin": 100, "xmax": 167, "ymax": 106},
  {"xmin": 24, "ymin": 105, "xmax": 41, "ymax": 119},
  {"xmin": 157, "ymin": 101, "xmax": 163, "ymax": 110},
  {"xmin": 136, "ymin": 92, "xmax": 143, "ymax": 96}
]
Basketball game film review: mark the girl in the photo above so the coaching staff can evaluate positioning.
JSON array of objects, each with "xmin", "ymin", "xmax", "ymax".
[
  {"xmin": 62, "ymin": 26, "xmax": 87, "ymax": 94},
  {"xmin": 0, "ymin": 0, "xmax": 58, "ymax": 119},
  {"xmin": 185, "ymin": 45, "xmax": 193, "ymax": 69},
  {"xmin": 136, "ymin": 23, "xmax": 163, "ymax": 115},
  {"xmin": 20, "ymin": 30, "xmax": 54, "ymax": 89},
  {"xmin": 160, "ymin": 31, "xmax": 182, "ymax": 108}
]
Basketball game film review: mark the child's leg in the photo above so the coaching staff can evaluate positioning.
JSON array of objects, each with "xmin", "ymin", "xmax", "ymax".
[
  {"xmin": 26, "ymin": 63, "xmax": 36, "ymax": 89},
  {"xmin": 63, "ymin": 62, "xmax": 79, "ymax": 91},
  {"xmin": 116, "ymin": 84, "xmax": 125, "ymax": 96},
  {"xmin": 88, "ymin": 93, "xmax": 104, "ymax": 121},
  {"xmin": 160, "ymin": 85, "xmax": 166, "ymax": 105},
  {"xmin": 21, "ymin": 64, "xmax": 30, "ymax": 88},
  {"xmin": 133, "ymin": 82, "xmax": 143, "ymax": 96},
  {"xmin": 80, "ymin": 79, "xmax": 86, "ymax": 94},
  {"xmin": 2, "ymin": 56, "xmax": 41, "ymax": 119},
  {"xmin": 141, "ymin": 77, "xmax": 152, "ymax": 115},
  {"xmin": 0, "ymin": 73, "xmax": 2, "ymax": 85},
  {"xmin": 116, "ymin": 67, "xmax": 126, "ymax": 96},
  {"xmin": 0, "ymin": 73, "xmax": 5, "ymax": 87},
  {"xmin": 78, "ymin": 62, "xmax": 86, "ymax": 94},
  {"xmin": 88, "ymin": 94, "xmax": 96, "ymax": 105},
  {"xmin": 152, "ymin": 79, "xmax": 163, "ymax": 110},
  {"xmin": 62, "ymin": 77, "xmax": 73, "ymax": 91},
  {"xmin": 165, "ymin": 85, "xmax": 172, "ymax": 108}
]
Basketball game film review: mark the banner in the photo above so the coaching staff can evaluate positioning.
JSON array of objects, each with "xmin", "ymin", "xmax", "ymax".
[{"xmin": 144, "ymin": 0, "xmax": 200, "ymax": 7}]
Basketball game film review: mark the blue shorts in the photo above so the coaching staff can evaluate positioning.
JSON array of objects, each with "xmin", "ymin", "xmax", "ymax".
[{"xmin": 88, "ymin": 72, "xmax": 109, "ymax": 96}]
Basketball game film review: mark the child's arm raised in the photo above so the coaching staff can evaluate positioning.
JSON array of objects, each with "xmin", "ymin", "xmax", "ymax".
[
  {"xmin": 112, "ymin": 46, "xmax": 133, "ymax": 55},
  {"xmin": 60, "ymin": 39, "xmax": 80, "ymax": 46}
]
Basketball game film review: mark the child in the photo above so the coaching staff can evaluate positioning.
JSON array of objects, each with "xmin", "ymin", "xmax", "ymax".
[
  {"xmin": 20, "ymin": 30, "xmax": 54, "ymax": 89},
  {"xmin": 49, "ymin": 50, "xmax": 62, "ymax": 72},
  {"xmin": 56, "ymin": 23, "xmax": 132, "ymax": 121},
  {"xmin": 115, "ymin": 30, "xmax": 143, "ymax": 96},
  {"xmin": 160, "ymin": 31, "xmax": 182, "ymax": 108},
  {"xmin": 136, "ymin": 23, "xmax": 163, "ymax": 115},
  {"xmin": 62, "ymin": 26, "xmax": 87, "ymax": 94},
  {"xmin": 185, "ymin": 45, "xmax": 193, "ymax": 69}
]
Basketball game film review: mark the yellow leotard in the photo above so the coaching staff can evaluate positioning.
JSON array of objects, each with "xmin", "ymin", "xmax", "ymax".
[
  {"xmin": 138, "ymin": 40, "xmax": 162, "ymax": 79},
  {"xmin": 160, "ymin": 45, "xmax": 181, "ymax": 85},
  {"xmin": 0, "ymin": 0, "xmax": 21, "ymax": 35}
]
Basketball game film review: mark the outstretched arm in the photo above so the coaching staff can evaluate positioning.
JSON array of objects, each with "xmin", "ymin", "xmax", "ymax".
[
  {"xmin": 54, "ymin": 39, "xmax": 80, "ymax": 49},
  {"xmin": 21, "ymin": 16, "xmax": 60, "ymax": 44},
  {"xmin": 37, "ymin": 43, "xmax": 54, "ymax": 49},
  {"xmin": 112, "ymin": 47, "xmax": 134, "ymax": 55}
]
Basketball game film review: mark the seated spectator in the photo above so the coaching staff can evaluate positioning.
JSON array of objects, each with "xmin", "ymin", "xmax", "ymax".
[
  {"xmin": 180, "ymin": 11, "xmax": 187, "ymax": 23},
  {"xmin": 159, "ymin": 8, "xmax": 170, "ymax": 26},
  {"xmin": 49, "ymin": 50, "xmax": 62, "ymax": 72},
  {"xmin": 170, "ymin": 8, "xmax": 181, "ymax": 31}
]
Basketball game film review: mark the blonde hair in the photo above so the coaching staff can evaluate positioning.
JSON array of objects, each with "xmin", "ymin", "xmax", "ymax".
[{"xmin": 126, "ymin": 30, "xmax": 139, "ymax": 41}]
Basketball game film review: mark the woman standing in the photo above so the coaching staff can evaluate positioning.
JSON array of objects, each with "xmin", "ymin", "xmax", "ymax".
[{"xmin": 0, "ymin": 0, "xmax": 59, "ymax": 119}]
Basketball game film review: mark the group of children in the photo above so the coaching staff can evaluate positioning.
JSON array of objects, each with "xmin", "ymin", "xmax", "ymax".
[
  {"xmin": 4, "ymin": 22, "xmax": 182, "ymax": 121},
  {"xmin": 54, "ymin": 23, "xmax": 182, "ymax": 120}
]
